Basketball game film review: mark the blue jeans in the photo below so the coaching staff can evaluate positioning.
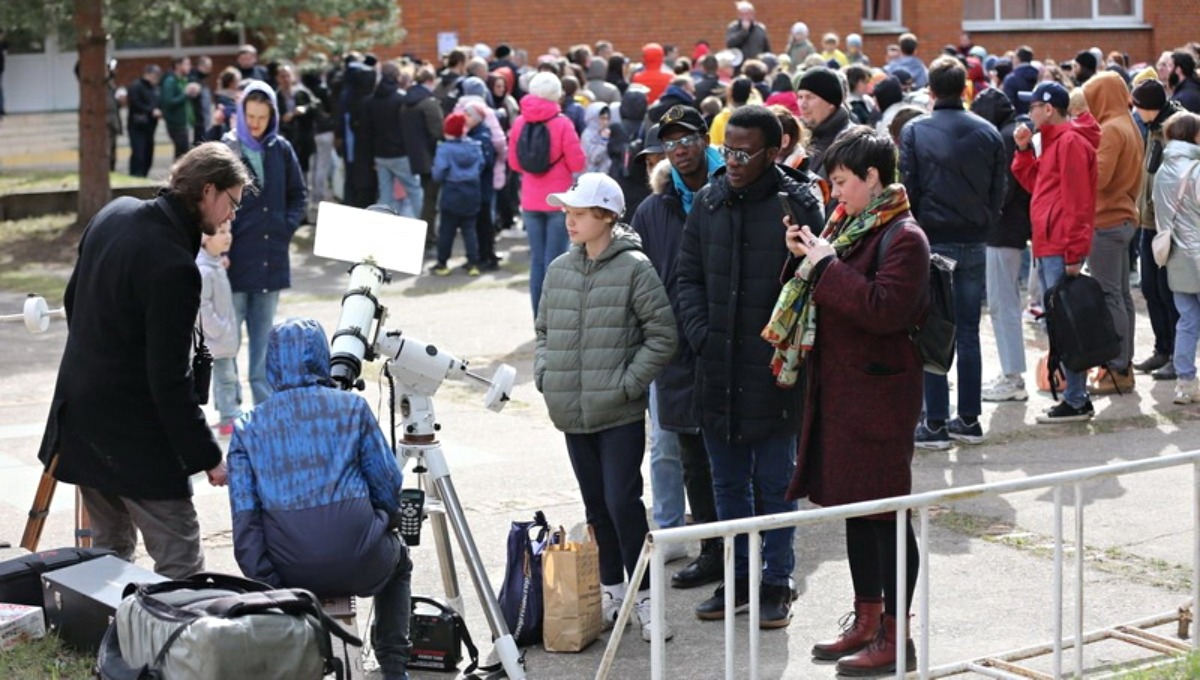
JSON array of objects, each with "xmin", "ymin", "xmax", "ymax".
[
  {"xmin": 523, "ymin": 210, "xmax": 569, "ymax": 318},
  {"xmin": 1174, "ymin": 293, "xmax": 1200, "ymax": 380},
  {"xmin": 986, "ymin": 246, "xmax": 1027, "ymax": 377},
  {"xmin": 1039, "ymin": 256, "xmax": 1090, "ymax": 407},
  {"xmin": 1140, "ymin": 228, "xmax": 1178, "ymax": 356},
  {"xmin": 924, "ymin": 242, "xmax": 985, "ymax": 421},
  {"xmin": 232, "ymin": 290, "xmax": 279, "ymax": 406},
  {"xmin": 702, "ymin": 432, "xmax": 797, "ymax": 586},
  {"xmin": 372, "ymin": 534, "xmax": 413, "ymax": 679},
  {"xmin": 436, "ymin": 211, "xmax": 480, "ymax": 266},
  {"xmin": 212, "ymin": 357, "xmax": 241, "ymax": 423},
  {"xmin": 647, "ymin": 383, "xmax": 685, "ymax": 529},
  {"xmin": 374, "ymin": 156, "xmax": 423, "ymax": 219}
]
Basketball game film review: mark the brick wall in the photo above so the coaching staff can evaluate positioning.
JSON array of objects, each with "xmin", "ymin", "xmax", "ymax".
[{"xmin": 391, "ymin": 0, "xmax": 1178, "ymax": 71}]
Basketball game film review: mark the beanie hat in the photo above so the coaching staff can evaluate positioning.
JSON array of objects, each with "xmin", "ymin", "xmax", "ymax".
[
  {"xmin": 443, "ymin": 111, "xmax": 467, "ymax": 138},
  {"xmin": 1074, "ymin": 50, "xmax": 1098, "ymax": 72},
  {"xmin": 797, "ymin": 67, "xmax": 844, "ymax": 107},
  {"xmin": 529, "ymin": 71, "xmax": 563, "ymax": 101},
  {"xmin": 873, "ymin": 77, "xmax": 903, "ymax": 112},
  {"xmin": 1131, "ymin": 79, "xmax": 1167, "ymax": 110}
]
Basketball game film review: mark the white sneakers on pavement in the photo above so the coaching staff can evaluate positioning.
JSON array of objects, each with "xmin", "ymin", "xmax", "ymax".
[
  {"xmin": 982, "ymin": 374, "xmax": 1028, "ymax": 402},
  {"xmin": 635, "ymin": 592, "xmax": 674, "ymax": 642},
  {"xmin": 1174, "ymin": 377, "xmax": 1199, "ymax": 405}
]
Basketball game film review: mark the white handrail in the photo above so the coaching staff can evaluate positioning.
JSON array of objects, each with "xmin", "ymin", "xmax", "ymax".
[{"xmin": 596, "ymin": 449, "xmax": 1200, "ymax": 680}]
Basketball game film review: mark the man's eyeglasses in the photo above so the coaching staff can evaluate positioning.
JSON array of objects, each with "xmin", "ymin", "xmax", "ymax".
[
  {"xmin": 662, "ymin": 134, "xmax": 702, "ymax": 152},
  {"xmin": 225, "ymin": 189, "xmax": 242, "ymax": 213},
  {"xmin": 719, "ymin": 145, "xmax": 766, "ymax": 165}
]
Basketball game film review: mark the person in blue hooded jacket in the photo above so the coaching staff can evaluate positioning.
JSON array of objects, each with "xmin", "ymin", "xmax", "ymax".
[
  {"xmin": 222, "ymin": 80, "xmax": 308, "ymax": 408},
  {"xmin": 228, "ymin": 318, "xmax": 411, "ymax": 680}
]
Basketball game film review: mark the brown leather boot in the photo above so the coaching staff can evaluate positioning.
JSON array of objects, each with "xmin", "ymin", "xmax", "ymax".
[
  {"xmin": 835, "ymin": 614, "xmax": 917, "ymax": 676},
  {"xmin": 811, "ymin": 598, "xmax": 883, "ymax": 660},
  {"xmin": 1090, "ymin": 366, "xmax": 1135, "ymax": 396}
]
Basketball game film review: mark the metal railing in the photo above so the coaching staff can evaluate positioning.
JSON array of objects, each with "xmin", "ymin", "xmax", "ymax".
[{"xmin": 596, "ymin": 450, "xmax": 1200, "ymax": 680}]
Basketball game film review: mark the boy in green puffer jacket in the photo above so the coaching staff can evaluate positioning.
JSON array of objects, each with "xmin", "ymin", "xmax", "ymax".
[{"xmin": 534, "ymin": 172, "xmax": 677, "ymax": 644}]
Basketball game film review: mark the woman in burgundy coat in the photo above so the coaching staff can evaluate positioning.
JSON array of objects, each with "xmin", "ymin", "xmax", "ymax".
[{"xmin": 766, "ymin": 126, "xmax": 930, "ymax": 676}]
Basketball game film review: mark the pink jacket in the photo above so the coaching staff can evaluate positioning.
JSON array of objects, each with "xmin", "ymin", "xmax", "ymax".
[
  {"xmin": 455, "ymin": 97, "xmax": 508, "ymax": 190},
  {"xmin": 507, "ymin": 95, "xmax": 586, "ymax": 212}
]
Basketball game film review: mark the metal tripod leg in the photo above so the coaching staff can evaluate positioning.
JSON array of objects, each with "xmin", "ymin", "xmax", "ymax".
[
  {"xmin": 422, "ymin": 473, "xmax": 464, "ymax": 615},
  {"xmin": 419, "ymin": 443, "xmax": 526, "ymax": 680}
]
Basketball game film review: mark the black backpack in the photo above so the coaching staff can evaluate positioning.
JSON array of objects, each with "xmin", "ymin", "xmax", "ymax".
[
  {"xmin": 516, "ymin": 119, "xmax": 557, "ymax": 174},
  {"xmin": 876, "ymin": 219, "xmax": 957, "ymax": 375},
  {"xmin": 1044, "ymin": 274, "xmax": 1120, "ymax": 389}
]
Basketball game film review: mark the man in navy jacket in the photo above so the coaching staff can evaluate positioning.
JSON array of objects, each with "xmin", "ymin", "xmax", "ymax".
[{"xmin": 222, "ymin": 80, "xmax": 307, "ymax": 407}]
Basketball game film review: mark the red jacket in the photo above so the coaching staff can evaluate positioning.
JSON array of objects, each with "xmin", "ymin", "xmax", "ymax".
[
  {"xmin": 1011, "ymin": 112, "xmax": 1101, "ymax": 264},
  {"xmin": 632, "ymin": 43, "xmax": 673, "ymax": 105}
]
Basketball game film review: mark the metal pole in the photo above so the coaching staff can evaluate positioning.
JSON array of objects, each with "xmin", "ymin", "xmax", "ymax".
[
  {"xmin": 919, "ymin": 506, "xmax": 930, "ymax": 680},
  {"xmin": 1053, "ymin": 485, "xmax": 1063, "ymax": 678},
  {"xmin": 749, "ymin": 531, "xmax": 761, "ymax": 680},
  {"xmin": 651, "ymin": 540, "xmax": 666, "ymax": 680},
  {"xmin": 724, "ymin": 537, "xmax": 736, "ymax": 679},
  {"xmin": 895, "ymin": 509, "xmax": 908, "ymax": 678},
  {"xmin": 421, "ymin": 474, "xmax": 463, "ymax": 614},
  {"xmin": 1194, "ymin": 461, "xmax": 1199, "ymax": 652},
  {"xmin": 1074, "ymin": 481, "xmax": 1085, "ymax": 678}
]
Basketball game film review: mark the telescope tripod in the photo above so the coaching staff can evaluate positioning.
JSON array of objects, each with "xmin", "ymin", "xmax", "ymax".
[
  {"xmin": 21, "ymin": 454, "xmax": 92, "ymax": 552},
  {"xmin": 396, "ymin": 392, "xmax": 525, "ymax": 680}
]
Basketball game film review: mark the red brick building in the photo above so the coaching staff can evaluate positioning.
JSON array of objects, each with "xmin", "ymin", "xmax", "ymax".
[{"xmin": 391, "ymin": 0, "xmax": 1196, "ymax": 69}]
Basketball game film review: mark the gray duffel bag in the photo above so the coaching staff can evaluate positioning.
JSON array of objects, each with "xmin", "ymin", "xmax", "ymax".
[{"xmin": 97, "ymin": 573, "xmax": 361, "ymax": 680}]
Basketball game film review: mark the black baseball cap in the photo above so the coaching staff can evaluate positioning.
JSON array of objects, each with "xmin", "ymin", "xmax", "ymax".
[
  {"xmin": 658, "ymin": 105, "xmax": 708, "ymax": 135},
  {"xmin": 1018, "ymin": 82, "xmax": 1070, "ymax": 110},
  {"xmin": 636, "ymin": 124, "xmax": 666, "ymax": 158}
]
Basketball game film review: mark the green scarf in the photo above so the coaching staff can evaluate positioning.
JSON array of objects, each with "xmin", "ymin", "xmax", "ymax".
[{"xmin": 761, "ymin": 184, "xmax": 911, "ymax": 387}]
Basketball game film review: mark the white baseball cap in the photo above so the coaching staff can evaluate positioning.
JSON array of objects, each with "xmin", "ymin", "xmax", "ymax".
[{"xmin": 547, "ymin": 173, "xmax": 626, "ymax": 216}]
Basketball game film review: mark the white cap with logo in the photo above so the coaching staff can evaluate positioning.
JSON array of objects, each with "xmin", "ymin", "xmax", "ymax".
[{"xmin": 547, "ymin": 173, "xmax": 626, "ymax": 216}]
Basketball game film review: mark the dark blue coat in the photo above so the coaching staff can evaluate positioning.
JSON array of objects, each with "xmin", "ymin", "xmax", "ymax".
[
  {"xmin": 221, "ymin": 82, "xmax": 307, "ymax": 293},
  {"xmin": 631, "ymin": 171, "xmax": 698, "ymax": 433},
  {"xmin": 1003, "ymin": 64, "xmax": 1040, "ymax": 116},
  {"xmin": 899, "ymin": 100, "xmax": 1007, "ymax": 245}
]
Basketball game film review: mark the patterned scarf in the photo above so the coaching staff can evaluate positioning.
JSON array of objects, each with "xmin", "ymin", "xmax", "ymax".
[{"xmin": 761, "ymin": 184, "xmax": 911, "ymax": 387}]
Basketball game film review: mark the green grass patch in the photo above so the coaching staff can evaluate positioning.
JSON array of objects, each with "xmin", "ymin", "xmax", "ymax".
[
  {"xmin": 0, "ymin": 171, "xmax": 154, "ymax": 194},
  {"xmin": 0, "ymin": 634, "xmax": 95, "ymax": 680},
  {"xmin": 1114, "ymin": 651, "xmax": 1200, "ymax": 678},
  {"xmin": 0, "ymin": 269, "xmax": 69, "ymax": 305}
]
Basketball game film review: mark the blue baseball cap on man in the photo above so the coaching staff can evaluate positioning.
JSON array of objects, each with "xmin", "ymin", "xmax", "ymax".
[{"xmin": 1018, "ymin": 81, "xmax": 1070, "ymax": 110}]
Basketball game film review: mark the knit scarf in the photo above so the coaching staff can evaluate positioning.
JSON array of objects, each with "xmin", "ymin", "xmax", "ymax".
[{"xmin": 761, "ymin": 184, "xmax": 911, "ymax": 387}]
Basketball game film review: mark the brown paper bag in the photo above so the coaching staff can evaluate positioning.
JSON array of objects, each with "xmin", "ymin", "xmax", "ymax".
[{"xmin": 542, "ymin": 525, "xmax": 603, "ymax": 652}]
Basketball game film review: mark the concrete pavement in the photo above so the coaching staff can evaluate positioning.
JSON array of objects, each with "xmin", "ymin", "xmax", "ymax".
[{"xmin": 1, "ymin": 222, "xmax": 1197, "ymax": 679}]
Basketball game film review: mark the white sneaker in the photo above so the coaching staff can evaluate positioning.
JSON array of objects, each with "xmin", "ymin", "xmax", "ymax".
[
  {"xmin": 982, "ymin": 375, "xmax": 1029, "ymax": 402},
  {"xmin": 635, "ymin": 595, "xmax": 674, "ymax": 642},
  {"xmin": 1174, "ymin": 377, "xmax": 1199, "ymax": 405},
  {"xmin": 601, "ymin": 590, "xmax": 625, "ymax": 630},
  {"xmin": 659, "ymin": 541, "xmax": 689, "ymax": 564}
]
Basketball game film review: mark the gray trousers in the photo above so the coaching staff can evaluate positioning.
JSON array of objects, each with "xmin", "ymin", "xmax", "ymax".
[
  {"xmin": 79, "ymin": 485, "xmax": 204, "ymax": 579},
  {"xmin": 1090, "ymin": 222, "xmax": 1137, "ymax": 370}
]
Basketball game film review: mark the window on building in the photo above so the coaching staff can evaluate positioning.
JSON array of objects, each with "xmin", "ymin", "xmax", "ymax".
[
  {"xmin": 864, "ymin": 0, "xmax": 902, "ymax": 24},
  {"xmin": 964, "ymin": 0, "xmax": 1139, "ymax": 24}
]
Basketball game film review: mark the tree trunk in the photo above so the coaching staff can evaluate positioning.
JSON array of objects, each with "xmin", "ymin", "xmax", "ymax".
[{"xmin": 74, "ymin": 0, "xmax": 111, "ymax": 230}]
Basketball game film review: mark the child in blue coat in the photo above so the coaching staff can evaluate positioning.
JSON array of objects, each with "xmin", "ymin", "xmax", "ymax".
[{"xmin": 431, "ymin": 112, "xmax": 484, "ymax": 276}]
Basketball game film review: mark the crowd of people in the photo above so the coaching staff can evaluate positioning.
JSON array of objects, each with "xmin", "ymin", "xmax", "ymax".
[{"xmin": 35, "ymin": 1, "xmax": 1200, "ymax": 675}]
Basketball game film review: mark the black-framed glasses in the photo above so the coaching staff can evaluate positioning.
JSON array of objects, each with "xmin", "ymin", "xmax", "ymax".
[
  {"xmin": 662, "ymin": 134, "xmax": 702, "ymax": 152},
  {"xmin": 720, "ymin": 145, "xmax": 766, "ymax": 165},
  {"xmin": 225, "ymin": 189, "xmax": 242, "ymax": 213}
]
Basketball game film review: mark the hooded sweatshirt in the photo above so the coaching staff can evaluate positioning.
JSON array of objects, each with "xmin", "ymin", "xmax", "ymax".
[
  {"xmin": 632, "ymin": 44, "xmax": 673, "ymax": 104},
  {"xmin": 1012, "ymin": 112, "xmax": 1101, "ymax": 262},
  {"xmin": 432, "ymin": 134, "xmax": 484, "ymax": 217},
  {"xmin": 507, "ymin": 94, "xmax": 587, "ymax": 211},
  {"xmin": 581, "ymin": 102, "xmax": 613, "ymax": 174},
  {"xmin": 455, "ymin": 79, "xmax": 509, "ymax": 190},
  {"xmin": 1083, "ymin": 71, "xmax": 1145, "ymax": 228},
  {"xmin": 228, "ymin": 318, "xmax": 404, "ymax": 596}
]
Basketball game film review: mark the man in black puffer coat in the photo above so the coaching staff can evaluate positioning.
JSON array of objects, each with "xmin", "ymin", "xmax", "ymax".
[
  {"xmin": 900, "ymin": 56, "xmax": 1006, "ymax": 449},
  {"xmin": 676, "ymin": 105, "xmax": 822, "ymax": 629}
]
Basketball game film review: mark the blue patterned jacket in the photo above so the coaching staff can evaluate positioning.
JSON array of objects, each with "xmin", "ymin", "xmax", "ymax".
[{"xmin": 228, "ymin": 318, "xmax": 404, "ymax": 596}]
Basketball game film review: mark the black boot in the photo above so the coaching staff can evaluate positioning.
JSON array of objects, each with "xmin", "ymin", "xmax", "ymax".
[
  {"xmin": 695, "ymin": 578, "xmax": 748, "ymax": 620},
  {"xmin": 672, "ymin": 540, "xmax": 722, "ymax": 589},
  {"xmin": 1134, "ymin": 352, "xmax": 1171, "ymax": 373}
]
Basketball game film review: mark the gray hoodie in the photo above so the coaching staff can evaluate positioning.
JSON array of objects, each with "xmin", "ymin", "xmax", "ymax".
[{"xmin": 1155, "ymin": 139, "xmax": 1200, "ymax": 293}]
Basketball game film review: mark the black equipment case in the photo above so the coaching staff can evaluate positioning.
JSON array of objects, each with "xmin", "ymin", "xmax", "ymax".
[{"xmin": 41, "ymin": 555, "xmax": 166, "ymax": 654}]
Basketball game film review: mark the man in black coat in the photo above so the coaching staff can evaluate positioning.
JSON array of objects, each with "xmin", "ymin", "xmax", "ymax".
[
  {"xmin": 127, "ymin": 64, "xmax": 162, "ymax": 177},
  {"xmin": 631, "ymin": 106, "xmax": 724, "ymax": 591},
  {"xmin": 900, "ymin": 56, "xmax": 1006, "ymax": 449},
  {"xmin": 38, "ymin": 142, "xmax": 252, "ymax": 578},
  {"xmin": 403, "ymin": 66, "xmax": 445, "ymax": 236},
  {"xmin": 676, "ymin": 105, "xmax": 822, "ymax": 629}
]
